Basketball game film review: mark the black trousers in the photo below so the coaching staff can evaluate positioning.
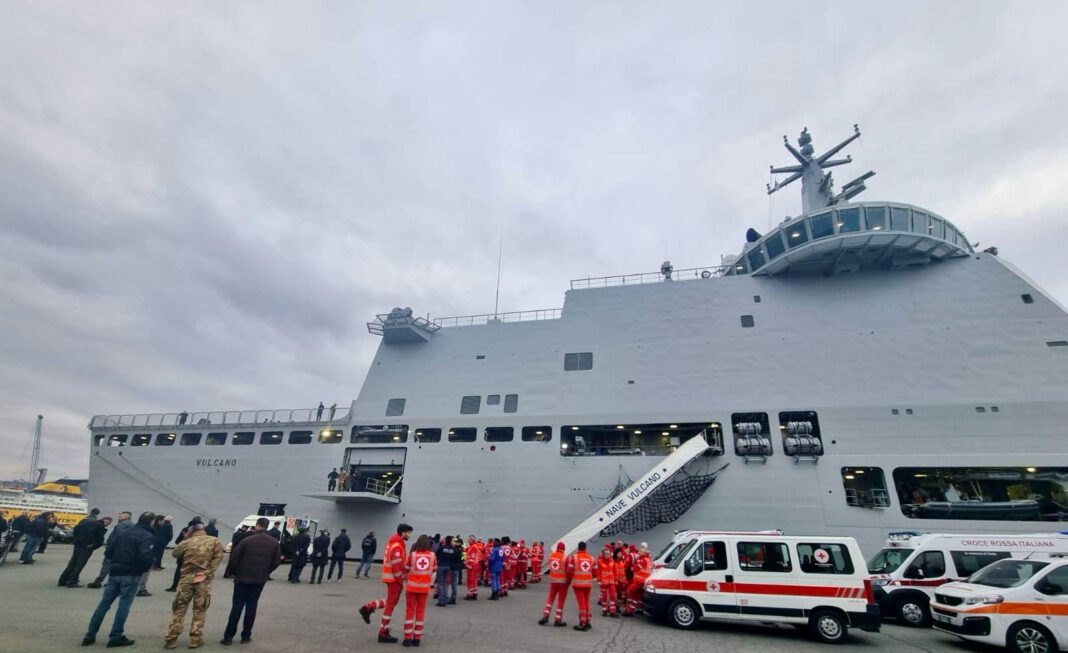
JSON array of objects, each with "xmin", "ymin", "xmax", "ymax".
[
  {"xmin": 327, "ymin": 558, "xmax": 343, "ymax": 579},
  {"xmin": 224, "ymin": 582, "xmax": 265, "ymax": 641},
  {"xmin": 58, "ymin": 546, "xmax": 93, "ymax": 586},
  {"xmin": 288, "ymin": 560, "xmax": 305, "ymax": 582}
]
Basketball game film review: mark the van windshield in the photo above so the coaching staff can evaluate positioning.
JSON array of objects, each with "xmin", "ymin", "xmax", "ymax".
[
  {"xmin": 867, "ymin": 548, "xmax": 914, "ymax": 574},
  {"xmin": 661, "ymin": 540, "xmax": 696, "ymax": 569},
  {"xmin": 968, "ymin": 560, "xmax": 1049, "ymax": 589}
]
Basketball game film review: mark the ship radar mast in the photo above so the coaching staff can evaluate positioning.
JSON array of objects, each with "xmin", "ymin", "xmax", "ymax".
[{"xmin": 767, "ymin": 124, "xmax": 876, "ymax": 216}]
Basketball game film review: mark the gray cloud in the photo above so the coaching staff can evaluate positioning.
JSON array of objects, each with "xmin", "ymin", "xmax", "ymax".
[{"xmin": 1, "ymin": 1, "xmax": 1067, "ymax": 479}]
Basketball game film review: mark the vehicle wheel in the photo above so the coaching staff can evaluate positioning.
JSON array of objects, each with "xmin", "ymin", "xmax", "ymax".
[
  {"xmin": 667, "ymin": 598, "xmax": 701, "ymax": 630},
  {"xmin": 1007, "ymin": 622, "xmax": 1056, "ymax": 653},
  {"xmin": 895, "ymin": 595, "xmax": 931, "ymax": 627},
  {"xmin": 809, "ymin": 609, "xmax": 848, "ymax": 644}
]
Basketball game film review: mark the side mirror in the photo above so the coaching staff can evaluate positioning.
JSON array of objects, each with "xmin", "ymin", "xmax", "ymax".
[{"xmin": 684, "ymin": 558, "xmax": 701, "ymax": 577}]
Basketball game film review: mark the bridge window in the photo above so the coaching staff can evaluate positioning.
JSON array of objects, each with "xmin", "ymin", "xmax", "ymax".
[
  {"xmin": 764, "ymin": 232, "xmax": 785, "ymax": 260},
  {"xmin": 448, "ymin": 427, "xmax": 476, "ymax": 443},
  {"xmin": 809, "ymin": 212, "xmax": 834, "ymax": 239},
  {"xmin": 351, "ymin": 425, "xmax": 408, "ymax": 443},
  {"xmin": 864, "ymin": 206, "xmax": 886, "ymax": 231},
  {"xmin": 206, "ymin": 432, "xmax": 226, "ymax": 446},
  {"xmin": 779, "ymin": 411, "xmax": 822, "ymax": 457},
  {"xmin": 911, "ymin": 211, "xmax": 929, "ymax": 234},
  {"xmin": 841, "ymin": 467, "xmax": 890, "ymax": 508},
  {"xmin": 131, "ymin": 434, "xmax": 151, "ymax": 447},
  {"xmin": 385, "ymin": 398, "xmax": 406, "ymax": 417},
  {"xmin": 259, "ymin": 431, "xmax": 283, "ymax": 445},
  {"xmin": 107, "ymin": 434, "xmax": 128, "ymax": 447},
  {"xmin": 564, "ymin": 352, "xmax": 593, "ymax": 371},
  {"xmin": 318, "ymin": 429, "xmax": 343, "ymax": 444},
  {"xmin": 746, "ymin": 247, "xmax": 766, "ymax": 270},
  {"xmin": 890, "ymin": 206, "xmax": 910, "ymax": 231},
  {"xmin": 233, "ymin": 432, "xmax": 254, "ymax": 445},
  {"xmin": 179, "ymin": 433, "xmax": 201, "ymax": 446},
  {"xmin": 837, "ymin": 207, "xmax": 861, "ymax": 233},
  {"xmin": 460, "ymin": 395, "xmax": 481, "ymax": 414},
  {"xmin": 485, "ymin": 427, "xmax": 513, "ymax": 442},
  {"xmin": 503, "ymin": 394, "xmax": 519, "ymax": 413},
  {"xmin": 732, "ymin": 412, "xmax": 772, "ymax": 457},
  {"xmin": 522, "ymin": 426, "xmax": 552, "ymax": 442},
  {"xmin": 930, "ymin": 217, "xmax": 944, "ymax": 239},
  {"xmin": 786, "ymin": 222, "xmax": 809, "ymax": 248},
  {"xmin": 155, "ymin": 433, "xmax": 176, "ymax": 446},
  {"xmin": 559, "ymin": 422, "xmax": 716, "ymax": 457},
  {"xmin": 893, "ymin": 466, "xmax": 1068, "ymax": 521},
  {"xmin": 487, "ymin": 394, "xmax": 501, "ymax": 405},
  {"xmin": 288, "ymin": 430, "xmax": 312, "ymax": 444},
  {"xmin": 414, "ymin": 428, "xmax": 441, "ymax": 443}
]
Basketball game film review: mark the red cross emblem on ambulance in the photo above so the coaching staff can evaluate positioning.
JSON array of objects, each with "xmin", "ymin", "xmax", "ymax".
[{"xmin": 813, "ymin": 549, "xmax": 831, "ymax": 565}]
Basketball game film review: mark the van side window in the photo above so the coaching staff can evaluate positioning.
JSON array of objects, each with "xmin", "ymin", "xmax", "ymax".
[
  {"xmin": 950, "ymin": 551, "xmax": 1011, "ymax": 577},
  {"xmin": 701, "ymin": 541, "xmax": 728, "ymax": 571},
  {"xmin": 737, "ymin": 542, "xmax": 792, "ymax": 572},
  {"xmin": 1041, "ymin": 567, "xmax": 1068, "ymax": 594},
  {"xmin": 797, "ymin": 543, "xmax": 854, "ymax": 574},
  {"xmin": 905, "ymin": 550, "xmax": 945, "ymax": 579}
]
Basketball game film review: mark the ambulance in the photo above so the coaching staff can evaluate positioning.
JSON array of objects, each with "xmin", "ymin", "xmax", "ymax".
[
  {"xmin": 643, "ymin": 531, "xmax": 880, "ymax": 644},
  {"xmin": 930, "ymin": 556, "xmax": 1068, "ymax": 653},
  {"xmin": 867, "ymin": 531, "xmax": 1068, "ymax": 627}
]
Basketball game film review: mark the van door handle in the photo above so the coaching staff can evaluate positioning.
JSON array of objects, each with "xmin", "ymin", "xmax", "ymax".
[{"xmin": 726, "ymin": 575, "xmax": 734, "ymax": 583}]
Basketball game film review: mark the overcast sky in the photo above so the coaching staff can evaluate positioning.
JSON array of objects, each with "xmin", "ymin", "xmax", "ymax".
[{"xmin": 1, "ymin": 2, "xmax": 1066, "ymax": 480}]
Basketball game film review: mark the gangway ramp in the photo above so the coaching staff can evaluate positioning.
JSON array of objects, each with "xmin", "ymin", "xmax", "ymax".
[{"xmin": 552, "ymin": 432, "xmax": 727, "ymax": 554}]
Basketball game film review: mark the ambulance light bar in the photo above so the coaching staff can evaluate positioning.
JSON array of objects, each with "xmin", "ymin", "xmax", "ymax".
[{"xmin": 887, "ymin": 531, "xmax": 923, "ymax": 542}]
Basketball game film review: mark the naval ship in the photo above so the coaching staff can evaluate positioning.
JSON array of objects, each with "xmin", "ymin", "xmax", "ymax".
[{"xmin": 86, "ymin": 126, "xmax": 1068, "ymax": 555}]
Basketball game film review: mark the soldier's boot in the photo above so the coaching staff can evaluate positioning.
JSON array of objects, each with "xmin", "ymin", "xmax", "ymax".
[
  {"xmin": 188, "ymin": 640, "xmax": 203, "ymax": 649},
  {"xmin": 164, "ymin": 638, "xmax": 178, "ymax": 649}
]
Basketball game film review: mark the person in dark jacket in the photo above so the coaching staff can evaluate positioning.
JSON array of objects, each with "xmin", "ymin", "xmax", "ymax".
[
  {"xmin": 59, "ymin": 516, "xmax": 111, "ymax": 587},
  {"xmin": 152, "ymin": 516, "xmax": 173, "ymax": 569},
  {"xmin": 88, "ymin": 511, "xmax": 132, "ymax": 587},
  {"xmin": 205, "ymin": 518, "xmax": 219, "ymax": 538},
  {"xmin": 288, "ymin": 527, "xmax": 311, "ymax": 583},
  {"xmin": 355, "ymin": 531, "xmax": 376, "ymax": 578},
  {"xmin": 231, "ymin": 525, "xmax": 250, "ymax": 550},
  {"xmin": 435, "ymin": 536, "xmax": 459, "ymax": 606},
  {"xmin": 310, "ymin": 530, "xmax": 330, "ymax": 584},
  {"xmin": 8, "ymin": 511, "xmax": 30, "ymax": 553},
  {"xmin": 327, "ymin": 528, "xmax": 351, "ymax": 582},
  {"xmin": 81, "ymin": 511, "xmax": 156, "ymax": 647},
  {"xmin": 221, "ymin": 517, "xmax": 281, "ymax": 645},
  {"xmin": 18, "ymin": 512, "xmax": 51, "ymax": 564}
]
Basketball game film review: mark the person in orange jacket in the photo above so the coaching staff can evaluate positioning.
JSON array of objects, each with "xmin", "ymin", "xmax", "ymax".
[
  {"xmin": 359, "ymin": 523, "xmax": 413, "ymax": 643},
  {"xmin": 516, "ymin": 539, "xmax": 530, "ymax": 589},
  {"xmin": 403, "ymin": 535, "xmax": 436, "ymax": 647},
  {"xmin": 625, "ymin": 542, "xmax": 652, "ymax": 616},
  {"xmin": 530, "ymin": 542, "xmax": 544, "ymax": 583},
  {"xmin": 537, "ymin": 542, "xmax": 569, "ymax": 627},
  {"xmin": 614, "ymin": 548, "xmax": 629, "ymax": 615},
  {"xmin": 463, "ymin": 535, "xmax": 480, "ymax": 600},
  {"xmin": 566, "ymin": 541, "xmax": 595, "ymax": 631},
  {"xmin": 500, "ymin": 537, "xmax": 513, "ymax": 595},
  {"xmin": 595, "ymin": 548, "xmax": 618, "ymax": 617}
]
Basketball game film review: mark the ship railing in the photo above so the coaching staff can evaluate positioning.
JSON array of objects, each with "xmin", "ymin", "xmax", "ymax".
[
  {"xmin": 364, "ymin": 477, "xmax": 398, "ymax": 497},
  {"xmin": 571, "ymin": 264, "xmax": 733, "ymax": 290},
  {"xmin": 432, "ymin": 308, "xmax": 563, "ymax": 328},
  {"xmin": 89, "ymin": 406, "xmax": 353, "ymax": 430}
]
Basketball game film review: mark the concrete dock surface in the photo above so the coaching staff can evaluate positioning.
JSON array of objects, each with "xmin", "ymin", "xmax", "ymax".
[{"xmin": 1, "ymin": 545, "xmax": 983, "ymax": 653}]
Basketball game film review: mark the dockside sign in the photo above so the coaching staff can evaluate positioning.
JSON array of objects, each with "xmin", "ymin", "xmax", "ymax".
[{"xmin": 196, "ymin": 459, "xmax": 238, "ymax": 468}]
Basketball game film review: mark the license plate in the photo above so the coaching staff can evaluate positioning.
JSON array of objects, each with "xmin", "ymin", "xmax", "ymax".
[{"xmin": 935, "ymin": 615, "xmax": 951, "ymax": 623}]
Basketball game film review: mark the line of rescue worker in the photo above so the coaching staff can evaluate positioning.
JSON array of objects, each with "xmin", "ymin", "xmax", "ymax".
[{"xmin": 358, "ymin": 524, "xmax": 653, "ymax": 646}]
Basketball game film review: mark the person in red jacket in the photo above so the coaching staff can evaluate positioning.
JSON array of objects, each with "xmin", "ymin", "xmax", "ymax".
[
  {"xmin": 626, "ymin": 542, "xmax": 652, "ymax": 616},
  {"xmin": 530, "ymin": 542, "xmax": 544, "ymax": 583},
  {"xmin": 359, "ymin": 523, "xmax": 413, "ymax": 643},
  {"xmin": 516, "ymin": 539, "xmax": 529, "ymax": 589},
  {"xmin": 463, "ymin": 535, "xmax": 480, "ymax": 600},
  {"xmin": 595, "ymin": 548, "xmax": 618, "ymax": 617},
  {"xmin": 403, "ymin": 535, "xmax": 436, "ymax": 647},
  {"xmin": 614, "ymin": 548, "xmax": 629, "ymax": 615},
  {"xmin": 566, "ymin": 541, "xmax": 595, "ymax": 631},
  {"xmin": 537, "ymin": 542, "xmax": 569, "ymax": 627},
  {"xmin": 500, "ymin": 537, "xmax": 513, "ymax": 595}
]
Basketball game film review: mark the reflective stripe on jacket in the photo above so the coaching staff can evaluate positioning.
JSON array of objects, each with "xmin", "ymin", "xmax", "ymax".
[
  {"xmin": 382, "ymin": 534, "xmax": 407, "ymax": 583},
  {"xmin": 548, "ymin": 550, "xmax": 568, "ymax": 583}
]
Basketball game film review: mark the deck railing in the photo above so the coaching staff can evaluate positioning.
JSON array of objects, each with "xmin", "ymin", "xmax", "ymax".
[
  {"xmin": 570, "ymin": 264, "xmax": 733, "ymax": 290},
  {"xmin": 432, "ymin": 308, "xmax": 563, "ymax": 328},
  {"xmin": 89, "ymin": 406, "xmax": 352, "ymax": 430}
]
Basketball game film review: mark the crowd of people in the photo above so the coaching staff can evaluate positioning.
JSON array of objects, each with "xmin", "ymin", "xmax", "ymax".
[
  {"xmin": 1, "ymin": 509, "xmax": 59, "ymax": 564},
  {"xmin": 4, "ymin": 509, "xmax": 656, "ymax": 648}
]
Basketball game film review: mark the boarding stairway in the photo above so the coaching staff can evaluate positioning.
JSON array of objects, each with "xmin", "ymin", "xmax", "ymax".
[{"xmin": 552, "ymin": 431, "xmax": 728, "ymax": 554}]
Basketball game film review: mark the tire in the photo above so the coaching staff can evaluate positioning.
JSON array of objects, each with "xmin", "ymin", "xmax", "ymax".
[
  {"xmin": 895, "ymin": 595, "xmax": 931, "ymax": 627},
  {"xmin": 667, "ymin": 598, "xmax": 701, "ymax": 630},
  {"xmin": 1007, "ymin": 621, "xmax": 1056, "ymax": 653},
  {"xmin": 809, "ymin": 609, "xmax": 848, "ymax": 644}
]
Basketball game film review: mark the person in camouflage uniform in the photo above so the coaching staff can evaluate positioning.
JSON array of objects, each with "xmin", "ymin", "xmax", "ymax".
[{"xmin": 164, "ymin": 522, "xmax": 223, "ymax": 649}]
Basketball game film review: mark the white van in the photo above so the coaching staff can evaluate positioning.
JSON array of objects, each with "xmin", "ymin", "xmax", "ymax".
[
  {"xmin": 867, "ymin": 531, "xmax": 1068, "ymax": 627},
  {"xmin": 931, "ymin": 556, "xmax": 1068, "ymax": 653},
  {"xmin": 643, "ymin": 531, "xmax": 880, "ymax": 643}
]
